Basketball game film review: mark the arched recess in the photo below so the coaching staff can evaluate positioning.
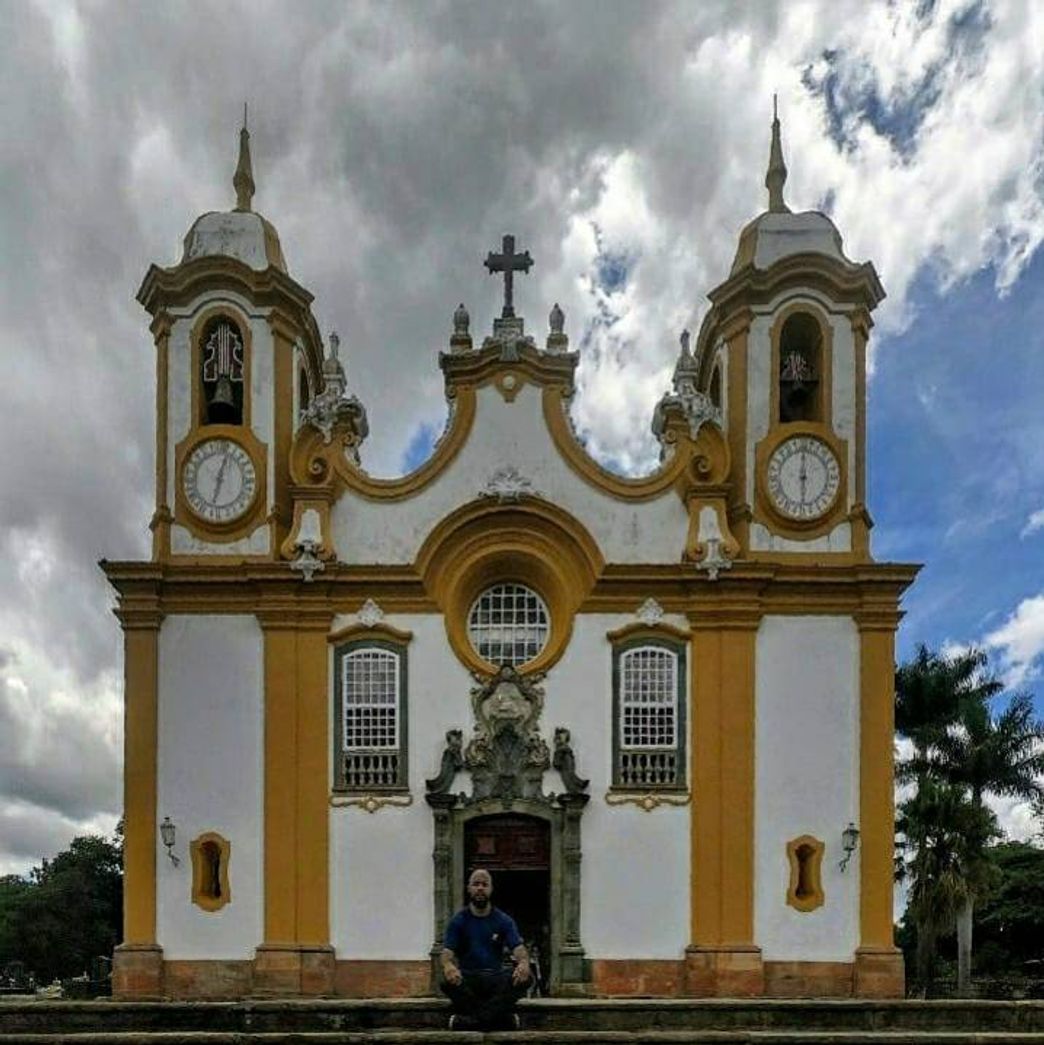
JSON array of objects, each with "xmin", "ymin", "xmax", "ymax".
[
  {"xmin": 415, "ymin": 498, "xmax": 605, "ymax": 676},
  {"xmin": 429, "ymin": 796, "xmax": 587, "ymax": 996}
]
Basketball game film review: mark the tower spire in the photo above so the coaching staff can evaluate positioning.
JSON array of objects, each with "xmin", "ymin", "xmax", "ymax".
[
  {"xmin": 233, "ymin": 104, "xmax": 255, "ymax": 212},
  {"xmin": 765, "ymin": 94, "xmax": 790, "ymax": 214}
]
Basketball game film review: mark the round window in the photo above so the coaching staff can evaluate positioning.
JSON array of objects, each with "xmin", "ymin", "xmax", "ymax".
[{"xmin": 467, "ymin": 583, "xmax": 550, "ymax": 668}]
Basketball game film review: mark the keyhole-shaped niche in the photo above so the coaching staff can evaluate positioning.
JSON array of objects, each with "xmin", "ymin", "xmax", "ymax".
[
  {"xmin": 190, "ymin": 832, "xmax": 231, "ymax": 912},
  {"xmin": 786, "ymin": 835, "xmax": 825, "ymax": 912}
]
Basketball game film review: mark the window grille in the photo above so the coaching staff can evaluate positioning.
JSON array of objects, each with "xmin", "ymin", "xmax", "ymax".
[
  {"xmin": 335, "ymin": 643, "xmax": 406, "ymax": 790},
  {"xmin": 467, "ymin": 583, "xmax": 549, "ymax": 667},
  {"xmin": 613, "ymin": 642, "xmax": 685, "ymax": 790}
]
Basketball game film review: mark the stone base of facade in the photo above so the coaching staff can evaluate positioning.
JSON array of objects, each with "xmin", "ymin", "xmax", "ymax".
[
  {"xmin": 334, "ymin": 960, "xmax": 431, "ymax": 998},
  {"xmin": 112, "ymin": 943, "xmax": 165, "ymax": 999},
  {"xmin": 763, "ymin": 961, "xmax": 853, "ymax": 997},
  {"xmin": 165, "ymin": 960, "xmax": 253, "ymax": 998},
  {"xmin": 684, "ymin": 947, "xmax": 764, "ymax": 997},
  {"xmin": 253, "ymin": 944, "xmax": 336, "ymax": 997},
  {"xmin": 853, "ymin": 947, "xmax": 905, "ymax": 998},
  {"xmin": 113, "ymin": 952, "xmax": 905, "ymax": 1000},
  {"xmin": 589, "ymin": 960, "xmax": 685, "ymax": 997}
]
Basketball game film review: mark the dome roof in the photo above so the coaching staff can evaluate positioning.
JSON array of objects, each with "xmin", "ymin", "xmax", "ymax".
[
  {"xmin": 179, "ymin": 118, "xmax": 288, "ymax": 274},
  {"xmin": 182, "ymin": 209, "xmax": 287, "ymax": 273},
  {"xmin": 730, "ymin": 208, "xmax": 847, "ymax": 274}
]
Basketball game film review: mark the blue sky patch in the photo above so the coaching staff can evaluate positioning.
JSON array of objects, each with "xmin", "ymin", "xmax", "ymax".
[{"xmin": 399, "ymin": 421, "xmax": 439, "ymax": 473}]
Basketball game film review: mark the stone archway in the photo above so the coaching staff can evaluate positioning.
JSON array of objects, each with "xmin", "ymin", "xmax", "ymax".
[{"xmin": 425, "ymin": 666, "xmax": 589, "ymax": 996}]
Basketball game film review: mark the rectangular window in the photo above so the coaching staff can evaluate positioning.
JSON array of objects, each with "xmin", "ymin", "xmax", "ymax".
[
  {"xmin": 612, "ymin": 641, "xmax": 686, "ymax": 790},
  {"xmin": 334, "ymin": 640, "xmax": 408, "ymax": 791}
]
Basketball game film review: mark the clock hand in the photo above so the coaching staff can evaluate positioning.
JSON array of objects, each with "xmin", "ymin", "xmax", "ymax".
[
  {"xmin": 799, "ymin": 452, "xmax": 808, "ymax": 501},
  {"xmin": 212, "ymin": 449, "xmax": 230, "ymax": 505}
]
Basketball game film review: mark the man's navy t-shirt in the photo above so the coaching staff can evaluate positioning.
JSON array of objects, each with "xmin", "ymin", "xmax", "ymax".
[{"xmin": 444, "ymin": 906, "xmax": 522, "ymax": 972}]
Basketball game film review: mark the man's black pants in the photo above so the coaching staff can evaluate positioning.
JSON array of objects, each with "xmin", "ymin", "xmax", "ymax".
[{"xmin": 441, "ymin": 967, "xmax": 530, "ymax": 1030}]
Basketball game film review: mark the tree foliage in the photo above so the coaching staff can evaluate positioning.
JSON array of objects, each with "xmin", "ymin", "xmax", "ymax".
[
  {"xmin": 895, "ymin": 644, "xmax": 1044, "ymax": 994},
  {"xmin": 0, "ymin": 832, "xmax": 122, "ymax": 984}
]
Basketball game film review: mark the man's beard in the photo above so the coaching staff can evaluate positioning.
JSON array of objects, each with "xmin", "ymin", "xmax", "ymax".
[{"xmin": 471, "ymin": 895, "xmax": 490, "ymax": 910}]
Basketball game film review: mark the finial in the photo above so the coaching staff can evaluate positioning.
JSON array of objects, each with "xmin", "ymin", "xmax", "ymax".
[
  {"xmin": 765, "ymin": 95, "xmax": 789, "ymax": 214},
  {"xmin": 680, "ymin": 328, "xmax": 691, "ymax": 357},
  {"xmin": 233, "ymin": 106, "xmax": 255, "ymax": 212},
  {"xmin": 329, "ymin": 331, "xmax": 340, "ymax": 359},
  {"xmin": 453, "ymin": 303, "xmax": 470, "ymax": 336}
]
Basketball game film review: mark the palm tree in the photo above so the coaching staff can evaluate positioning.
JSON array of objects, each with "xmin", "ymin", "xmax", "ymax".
[
  {"xmin": 931, "ymin": 691, "xmax": 1044, "ymax": 995},
  {"xmin": 896, "ymin": 778, "xmax": 998, "ymax": 992}
]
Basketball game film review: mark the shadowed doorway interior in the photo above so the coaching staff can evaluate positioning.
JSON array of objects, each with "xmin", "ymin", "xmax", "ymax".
[{"xmin": 464, "ymin": 813, "xmax": 551, "ymax": 995}]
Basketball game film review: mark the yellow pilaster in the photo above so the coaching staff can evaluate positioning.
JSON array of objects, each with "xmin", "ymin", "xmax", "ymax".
[
  {"xmin": 723, "ymin": 313, "xmax": 752, "ymax": 549},
  {"xmin": 268, "ymin": 314, "xmax": 297, "ymax": 554},
  {"xmin": 150, "ymin": 312, "xmax": 172, "ymax": 561},
  {"xmin": 112, "ymin": 607, "xmax": 164, "ymax": 997},
  {"xmin": 854, "ymin": 616, "xmax": 904, "ymax": 996},
  {"xmin": 687, "ymin": 618, "xmax": 762, "ymax": 996},
  {"xmin": 256, "ymin": 613, "xmax": 334, "ymax": 995}
]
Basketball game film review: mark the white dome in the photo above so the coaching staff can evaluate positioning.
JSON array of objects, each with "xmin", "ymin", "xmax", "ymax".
[
  {"xmin": 181, "ymin": 209, "xmax": 287, "ymax": 273},
  {"xmin": 730, "ymin": 209, "xmax": 848, "ymax": 275}
]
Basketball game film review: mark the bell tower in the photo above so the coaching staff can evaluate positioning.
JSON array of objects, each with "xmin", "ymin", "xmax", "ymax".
[
  {"xmin": 137, "ymin": 115, "xmax": 325, "ymax": 560},
  {"xmin": 696, "ymin": 103, "xmax": 884, "ymax": 559}
]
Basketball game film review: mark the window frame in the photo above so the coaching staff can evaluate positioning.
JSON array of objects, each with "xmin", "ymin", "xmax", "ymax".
[
  {"xmin": 611, "ymin": 635, "xmax": 688, "ymax": 791},
  {"xmin": 332, "ymin": 637, "xmax": 409, "ymax": 793},
  {"xmin": 466, "ymin": 581, "xmax": 551, "ymax": 670}
]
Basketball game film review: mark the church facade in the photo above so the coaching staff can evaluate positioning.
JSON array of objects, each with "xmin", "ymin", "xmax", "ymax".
[{"xmin": 105, "ymin": 115, "xmax": 917, "ymax": 1000}]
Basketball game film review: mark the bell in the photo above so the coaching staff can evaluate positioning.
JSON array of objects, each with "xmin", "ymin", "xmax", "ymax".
[{"xmin": 207, "ymin": 375, "xmax": 239, "ymax": 424}]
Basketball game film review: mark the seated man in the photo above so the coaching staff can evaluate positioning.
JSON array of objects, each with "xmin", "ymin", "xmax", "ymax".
[{"xmin": 440, "ymin": 868, "xmax": 531, "ymax": 1031}]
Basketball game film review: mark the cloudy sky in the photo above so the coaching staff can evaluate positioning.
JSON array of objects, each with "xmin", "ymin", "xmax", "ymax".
[{"xmin": 1, "ymin": 0, "xmax": 1042, "ymax": 876}]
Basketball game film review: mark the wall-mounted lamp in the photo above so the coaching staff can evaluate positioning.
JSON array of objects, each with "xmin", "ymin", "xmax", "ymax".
[
  {"xmin": 838, "ymin": 822, "xmax": 860, "ymax": 872},
  {"xmin": 160, "ymin": 816, "xmax": 180, "ymax": 867}
]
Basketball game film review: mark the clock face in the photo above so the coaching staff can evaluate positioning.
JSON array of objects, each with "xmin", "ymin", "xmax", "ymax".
[
  {"xmin": 182, "ymin": 438, "xmax": 258, "ymax": 524},
  {"xmin": 766, "ymin": 436, "xmax": 841, "ymax": 521}
]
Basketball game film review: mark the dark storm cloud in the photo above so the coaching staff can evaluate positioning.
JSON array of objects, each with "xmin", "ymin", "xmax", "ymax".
[{"xmin": 0, "ymin": 0, "xmax": 1040, "ymax": 872}]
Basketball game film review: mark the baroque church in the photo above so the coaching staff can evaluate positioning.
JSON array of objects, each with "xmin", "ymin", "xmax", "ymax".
[{"xmin": 104, "ymin": 112, "xmax": 917, "ymax": 1001}]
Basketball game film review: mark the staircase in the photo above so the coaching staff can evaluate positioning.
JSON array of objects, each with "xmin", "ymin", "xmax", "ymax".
[{"xmin": 1, "ymin": 998, "xmax": 1044, "ymax": 1043}]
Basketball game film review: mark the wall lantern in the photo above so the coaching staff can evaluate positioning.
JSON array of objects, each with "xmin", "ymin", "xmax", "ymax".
[
  {"xmin": 160, "ymin": 816, "xmax": 180, "ymax": 867},
  {"xmin": 838, "ymin": 821, "xmax": 860, "ymax": 872}
]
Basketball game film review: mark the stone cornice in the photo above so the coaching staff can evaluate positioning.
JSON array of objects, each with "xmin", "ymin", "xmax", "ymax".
[{"xmin": 101, "ymin": 558, "xmax": 919, "ymax": 621}]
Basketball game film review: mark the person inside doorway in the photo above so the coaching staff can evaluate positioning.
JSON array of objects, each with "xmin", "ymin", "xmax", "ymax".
[{"xmin": 440, "ymin": 867, "xmax": 532, "ymax": 1031}]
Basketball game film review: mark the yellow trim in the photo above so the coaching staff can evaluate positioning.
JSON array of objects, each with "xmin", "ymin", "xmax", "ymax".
[
  {"xmin": 190, "ymin": 832, "xmax": 232, "ymax": 912},
  {"xmin": 786, "ymin": 835, "xmax": 826, "ymax": 913},
  {"xmin": 415, "ymin": 498, "xmax": 604, "ymax": 676},
  {"xmin": 269, "ymin": 313, "xmax": 295, "ymax": 556},
  {"xmin": 858, "ymin": 621, "xmax": 898, "ymax": 951},
  {"xmin": 328, "ymin": 620, "xmax": 414, "ymax": 645},
  {"xmin": 754, "ymin": 424, "xmax": 849, "ymax": 540},
  {"xmin": 152, "ymin": 313, "xmax": 172, "ymax": 561},
  {"xmin": 851, "ymin": 312, "xmax": 871, "ymax": 556},
  {"xmin": 260, "ymin": 618, "xmax": 333, "ymax": 946},
  {"xmin": 690, "ymin": 624, "xmax": 757, "ymax": 949},
  {"xmin": 173, "ymin": 425, "xmax": 268, "ymax": 542},
  {"xmin": 543, "ymin": 386, "xmax": 694, "ymax": 501},
  {"xmin": 289, "ymin": 386, "xmax": 477, "ymax": 501},
  {"xmin": 605, "ymin": 621, "xmax": 691, "ymax": 644},
  {"xmin": 121, "ymin": 616, "xmax": 161, "ymax": 945},
  {"xmin": 723, "ymin": 314, "xmax": 752, "ymax": 550}
]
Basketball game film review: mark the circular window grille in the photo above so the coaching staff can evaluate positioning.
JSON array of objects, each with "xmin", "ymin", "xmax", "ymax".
[{"xmin": 467, "ymin": 583, "xmax": 550, "ymax": 667}]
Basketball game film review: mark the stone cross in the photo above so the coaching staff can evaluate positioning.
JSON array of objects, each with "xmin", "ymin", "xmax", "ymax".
[{"xmin": 484, "ymin": 234, "xmax": 533, "ymax": 319}]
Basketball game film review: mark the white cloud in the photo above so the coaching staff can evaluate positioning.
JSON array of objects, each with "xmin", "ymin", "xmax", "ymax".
[
  {"xmin": 983, "ymin": 594, "xmax": 1044, "ymax": 689},
  {"xmin": 1020, "ymin": 509, "xmax": 1044, "ymax": 539},
  {"xmin": 1, "ymin": 0, "xmax": 1043, "ymax": 873}
]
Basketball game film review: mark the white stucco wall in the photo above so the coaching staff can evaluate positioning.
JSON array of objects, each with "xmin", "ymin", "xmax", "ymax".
[
  {"xmin": 329, "ymin": 610, "xmax": 690, "ymax": 961},
  {"xmin": 331, "ymin": 383, "xmax": 689, "ymax": 566},
  {"xmin": 749, "ymin": 520, "xmax": 851, "ymax": 553},
  {"xmin": 156, "ymin": 615, "xmax": 264, "ymax": 959},
  {"xmin": 754, "ymin": 615, "xmax": 859, "ymax": 962}
]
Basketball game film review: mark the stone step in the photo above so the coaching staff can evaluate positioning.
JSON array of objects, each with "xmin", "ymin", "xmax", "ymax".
[
  {"xmin": 2, "ymin": 1032, "xmax": 1044, "ymax": 1044},
  {"xmin": 2, "ymin": 1001, "xmax": 1044, "ymax": 1037}
]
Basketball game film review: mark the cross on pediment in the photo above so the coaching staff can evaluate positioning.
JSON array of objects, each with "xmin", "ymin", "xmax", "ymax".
[{"xmin": 484, "ymin": 234, "xmax": 533, "ymax": 319}]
